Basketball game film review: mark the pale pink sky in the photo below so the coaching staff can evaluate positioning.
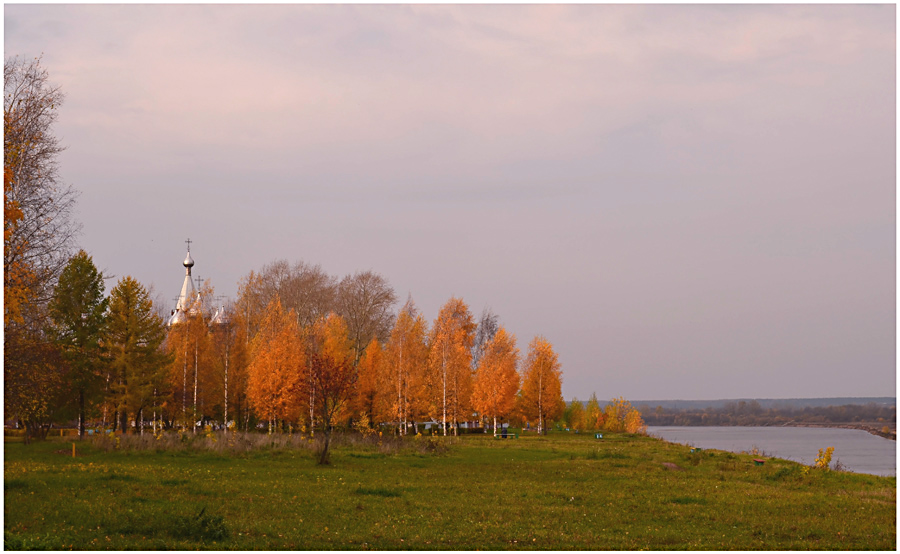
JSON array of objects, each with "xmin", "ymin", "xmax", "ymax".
[{"xmin": 5, "ymin": 4, "xmax": 895, "ymax": 400}]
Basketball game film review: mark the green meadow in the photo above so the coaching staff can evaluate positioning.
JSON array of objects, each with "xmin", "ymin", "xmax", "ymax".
[{"xmin": 4, "ymin": 431, "xmax": 895, "ymax": 550}]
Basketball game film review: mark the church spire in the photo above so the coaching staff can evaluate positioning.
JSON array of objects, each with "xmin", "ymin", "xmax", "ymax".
[{"xmin": 168, "ymin": 239, "xmax": 198, "ymax": 326}]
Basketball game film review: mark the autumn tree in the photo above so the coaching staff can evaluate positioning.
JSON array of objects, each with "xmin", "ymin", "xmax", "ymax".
[
  {"xmin": 306, "ymin": 313, "xmax": 356, "ymax": 464},
  {"xmin": 471, "ymin": 307, "xmax": 499, "ymax": 370},
  {"xmin": 472, "ymin": 326, "xmax": 520, "ymax": 436},
  {"xmin": 4, "ymin": 57, "xmax": 78, "ymax": 440},
  {"xmin": 239, "ymin": 260, "xmax": 338, "ymax": 329},
  {"xmin": 4, "ymin": 319, "xmax": 69, "ymax": 443},
  {"xmin": 426, "ymin": 297, "xmax": 476, "ymax": 436},
  {"xmin": 226, "ymin": 307, "xmax": 254, "ymax": 431},
  {"xmin": 4, "ymin": 56, "xmax": 78, "ymax": 312},
  {"xmin": 625, "ymin": 407, "xmax": 647, "ymax": 435},
  {"xmin": 165, "ymin": 282, "xmax": 218, "ymax": 430},
  {"xmin": 336, "ymin": 270, "xmax": 397, "ymax": 364},
  {"xmin": 208, "ymin": 300, "xmax": 248, "ymax": 432},
  {"xmin": 602, "ymin": 397, "xmax": 645, "ymax": 434},
  {"xmin": 564, "ymin": 399, "xmax": 585, "ymax": 431},
  {"xmin": 48, "ymin": 250, "xmax": 108, "ymax": 439},
  {"xmin": 383, "ymin": 297, "xmax": 429, "ymax": 434},
  {"xmin": 105, "ymin": 277, "xmax": 170, "ymax": 434},
  {"xmin": 585, "ymin": 393, "xmax": 605, "ymax": 430},
  {"xmin": 518, "ymin": 336, "xmax": 564, "ymax": 435},
  {"xmin": 351, "ymin": 337, "xmax": 384, "ymax": 426},
  {"xmin": 4, "ymin": 160, "xmax": 28, "ymax": 326},
  {"xmin": 246, "ymin": 298, "xmax": 305, "ymax": 432}
]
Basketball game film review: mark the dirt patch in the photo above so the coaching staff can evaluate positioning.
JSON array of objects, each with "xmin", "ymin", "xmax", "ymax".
[{"xmin": 662, "ymin": 462, "xmax": 683, "ymax": 471}]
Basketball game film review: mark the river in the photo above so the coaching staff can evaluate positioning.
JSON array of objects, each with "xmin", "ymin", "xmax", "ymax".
[{"xmin": 648, "ymin": 426, "xmax": 896, "ymax": 477}]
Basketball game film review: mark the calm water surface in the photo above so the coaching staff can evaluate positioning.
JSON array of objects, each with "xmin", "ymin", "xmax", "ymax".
[{"xmin": 648, "ymin": 426, "xmax": 896, "ymax": 477}]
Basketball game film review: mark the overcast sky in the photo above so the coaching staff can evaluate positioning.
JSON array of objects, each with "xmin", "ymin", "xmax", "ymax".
[{"xmin": 5, "ymin": 4, "xmax": 895, "ymax": 401}]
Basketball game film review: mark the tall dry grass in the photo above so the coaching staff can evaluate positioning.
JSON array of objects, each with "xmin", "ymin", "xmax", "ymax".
[{"xmin": 89, "ymin": 429, "xmax": 450, "ymax": 456}]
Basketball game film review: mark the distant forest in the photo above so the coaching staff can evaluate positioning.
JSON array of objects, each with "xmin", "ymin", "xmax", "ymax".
[{"xmin": 637, "ymin": 399, "xmax": 896, "ymax": 438}]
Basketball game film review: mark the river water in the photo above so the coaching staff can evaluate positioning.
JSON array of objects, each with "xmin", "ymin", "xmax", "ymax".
[{"xmin": 648, "ymin": 426, "xmax": 896, "ymax": 477}]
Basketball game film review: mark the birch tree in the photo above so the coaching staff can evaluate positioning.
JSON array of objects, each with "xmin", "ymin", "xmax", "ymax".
[
  {"xmin": 209, "ymin": 301, "xmax": 248, "ymax": 432},
  {"xmin": 426, "ymin": 297, "xmax": 476, "ymax": 436},
  {"xmin": 472, "ymin": 326, "xmax": 520, "ymax": 436},
  {"xmin": 4, "ymin": 56, "xmax": 78, "ymax": 312},
  {"xmin": 518, "ymin": 336, "xmax": 564, "ymax": 435},
  {"xmin": 351, "ymin": 337, "xmax": 383, "ymax": 426},
  {"xmin": 246, "ymin": 298, "xmax": 304, "ymax": 432},
  {"xmin": 306, "ymin": 313, "xmax": 356, "ymax": 464},
  {"xmin": 383, "ymin": 297, "xmax": 429, "ymax": 434}
]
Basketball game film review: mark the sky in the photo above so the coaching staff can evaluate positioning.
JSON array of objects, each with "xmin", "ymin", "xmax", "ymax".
[{"xmin": 4, "ymin": 4, "xmax": 895, "ymax": 401}]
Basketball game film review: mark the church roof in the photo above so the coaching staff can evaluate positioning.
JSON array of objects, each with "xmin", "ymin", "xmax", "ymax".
[{"xmin": 168, "ymin": 243, "xmax": 198, "ymax": 326}]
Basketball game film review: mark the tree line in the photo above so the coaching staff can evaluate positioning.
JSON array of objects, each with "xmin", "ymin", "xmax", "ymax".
[
  {"xmin": 560, "ymin": 396, "xmax": 646, "ymax": 434},
  {"xmin": 640, "ymin": 400, "xmax": 896, "ymax": 429},
  {"xmin": 4, "ymin": 57, "xmax": 592, "ymax": 459}
]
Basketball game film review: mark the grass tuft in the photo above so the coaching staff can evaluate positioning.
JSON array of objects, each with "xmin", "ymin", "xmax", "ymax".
[
  {"xmin": 170, "ymin": 507, "xmax": 229, "ymax": 542},
  {"xmin": 353, "ymin": 487, "xmax": 402, "ymax": 498}
]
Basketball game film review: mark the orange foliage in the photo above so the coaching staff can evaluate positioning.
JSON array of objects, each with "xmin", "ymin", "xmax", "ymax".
[
  {"xmin": 426, "ymin": 297, "xmax": 476, "ymax": 435},
  {"xmin": 603, "ymin": 396, "xmax": 645, "ymax": 434},
  {"xmin": 3, "ymin": 161, "xmax": 31, "ymax": 326},
  {"xmin": 383, "ymin": 299, "xmax": 429, "ymax": 434},
  {"xmin": 246, "ymin": 299, "xmax": 305, "ymax": 430},
  {"xmin": 351, "ymin": 338, "xmax": 383, "ymax": 425},
  {"xmin": 306, "ymin": 313, "xmax": 356, "ymax": 464},
  {"xmin": 472, "ymin": 326, "xmax": 520, "ymax": 432},
  {"xmin": 306, "ymin": 313, "xmax": 356, "ymax": 425},
  {"xmin": 518, "ymin": 336, "xmax": 564, "ymax": 434}
]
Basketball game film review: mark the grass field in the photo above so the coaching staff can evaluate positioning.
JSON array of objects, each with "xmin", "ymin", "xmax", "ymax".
[{"xmin": 3, "ymin": 430, "xmax": 896, "ymax": 550}]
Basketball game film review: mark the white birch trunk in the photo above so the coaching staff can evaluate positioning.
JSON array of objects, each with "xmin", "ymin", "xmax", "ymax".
[{"xmin": 193, "ymin": 345, "xmax": 199, "ymax": 433}]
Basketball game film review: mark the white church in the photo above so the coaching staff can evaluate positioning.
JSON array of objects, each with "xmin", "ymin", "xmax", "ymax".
[{"xmin": 167, "ymin": 239, "xmax": 227, "ymax": 327}]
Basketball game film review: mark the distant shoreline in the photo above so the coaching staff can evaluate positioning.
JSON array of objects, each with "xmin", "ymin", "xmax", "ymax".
[
  {"xmin": 651, "ymin": 421, "xmax": 896, "ymax": 441},
  {"xmin": 779, "ymin": 422, "xmax": 896, "ymax": 441}
]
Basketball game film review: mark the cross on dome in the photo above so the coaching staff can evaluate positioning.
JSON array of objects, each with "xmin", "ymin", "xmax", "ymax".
[{"xmin": 168, "ymin": 238, "xmax": 199, "ymax": 326}]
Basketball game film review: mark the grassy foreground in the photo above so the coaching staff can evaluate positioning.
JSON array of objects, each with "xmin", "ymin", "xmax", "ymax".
[{"xmin": 4, "ymin": 430, "xmax": 896, "ymax": 550}]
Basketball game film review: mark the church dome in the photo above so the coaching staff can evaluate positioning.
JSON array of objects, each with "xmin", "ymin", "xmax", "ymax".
[{"xmin": 184, "ymin": 251, "xmax": 195, "ymax": 268}]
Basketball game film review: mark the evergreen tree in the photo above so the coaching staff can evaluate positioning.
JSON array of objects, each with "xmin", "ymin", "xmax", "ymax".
[
  {"xmin": 105, "ymin": 277, "xmax": 169, "ymax": 433},
  {"xmin": 48, "ymin": 250, "xmax": 108, "ymax": 438}
]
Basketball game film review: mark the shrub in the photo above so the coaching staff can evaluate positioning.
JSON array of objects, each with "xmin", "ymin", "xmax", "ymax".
[{"xmin": 814, "ymin": 447, "xmax": 835, "ymax": 471}]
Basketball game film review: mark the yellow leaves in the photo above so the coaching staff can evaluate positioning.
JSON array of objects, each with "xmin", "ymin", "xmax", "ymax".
[
  {"xmin": 426, "ymin": 297, "xmax": 476, "ymax": 423},
  {"xmin": 603, "ymin": 397, "xmax": 646, "ymax": 434},
  {"xmin": 519, "ymin": 336, "xmax": 564, "ymax": 429},
  {"xmin": 472, "ymin": 326, "xmax": 520, "ymax": 420},
  {"xmin": 246, "ymin": 299, "xmax": 305, "ymax": 423},
  {"xmin": 815, "ymin": 446, "xmax": 835, "ymax": 470}
]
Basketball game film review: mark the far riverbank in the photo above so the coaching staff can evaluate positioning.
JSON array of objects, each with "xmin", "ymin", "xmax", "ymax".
[{"xmin": 649, "ymin": 425, "xmax": 896, "ymax": 477}]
